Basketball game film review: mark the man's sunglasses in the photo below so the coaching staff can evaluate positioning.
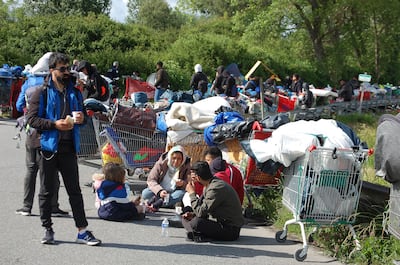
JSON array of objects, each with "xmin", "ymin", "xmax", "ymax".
[{"xmin": 54, "ymin": 66, "xmax": 70, "ymax": 73}]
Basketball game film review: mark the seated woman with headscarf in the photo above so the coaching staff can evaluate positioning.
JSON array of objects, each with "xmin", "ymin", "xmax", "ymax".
[{"xmin": 141, "ymin": 145, "xmax": 191, "ymax": 211}]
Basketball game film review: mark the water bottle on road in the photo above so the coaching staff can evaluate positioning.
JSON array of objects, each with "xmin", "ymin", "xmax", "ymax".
[{"xmin": 161, "ymin": 218, "xmax": 169, "ymax": 237}]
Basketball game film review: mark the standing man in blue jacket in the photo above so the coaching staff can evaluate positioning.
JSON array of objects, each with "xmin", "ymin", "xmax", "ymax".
[{"xmin": 27, "ymin": 52, "xmax": 101, "ymax": 246}]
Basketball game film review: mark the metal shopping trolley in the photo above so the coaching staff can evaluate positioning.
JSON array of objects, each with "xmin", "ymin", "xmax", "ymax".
[
  {"xmin": 388, "ymin": 183, "xmax": 400, "ymax": 240},
  {"xmin": 239, "ymin": 122, "xmax": 283, "ymax": 222},
  {"xmin": 275, "ymin": 146, "xmax": 368, "ymax": 261},
  {"xmin": 99, "ymin": 121, "xmax": 166, "ymax": 178}
]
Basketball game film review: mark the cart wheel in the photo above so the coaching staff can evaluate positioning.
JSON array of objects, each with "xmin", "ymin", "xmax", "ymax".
[
  {"xmin": 294, "ymin": 248, "xmax": 307, "ymax": 262},
  {"xmin": 275, "ymin": 230, "xmax": 287, "ymax": 243},
  {"xmin": 127, "ymin": 168, "xmax": 135, "ymax": 176}
]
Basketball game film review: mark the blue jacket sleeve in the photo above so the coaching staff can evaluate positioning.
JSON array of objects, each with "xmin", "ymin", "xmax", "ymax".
[{"xmin": 16, "ymin": 81, "xmax": 28, "ymax": 112}]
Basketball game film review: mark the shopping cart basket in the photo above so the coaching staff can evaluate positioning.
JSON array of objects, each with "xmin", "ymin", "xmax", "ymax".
[
  {"xmin": 99, "ymin": 121, "xmax": 166, "ymax": 177},
  {"xmin": 240, "ymin": 122, "xmax": 282, "ymax": 221},
  {"xmin": 275, "ymin": 146, "xmax": 368, "ymax": 261},
  {"xmin": 388, "ymin": 183, "xmax": 400, "ymax": 240},
  {"xmin": 166, "ymin": 131, "xmax": 209, "ymax": 163}
]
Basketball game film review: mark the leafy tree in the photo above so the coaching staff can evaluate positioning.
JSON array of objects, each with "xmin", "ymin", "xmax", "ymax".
[
  {"xmin": 178, "ymin": 0, "xmax": 236, "ymax": 17},
  {"xmin": 21, "ymin": 0, "xmax": 111, "ymax": 16},
  {"xmin": 127, "ymin": 0, "xmax": 184, "ymax": 29}
]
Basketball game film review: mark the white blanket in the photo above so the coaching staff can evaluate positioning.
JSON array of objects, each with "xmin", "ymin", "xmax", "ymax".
[
  {"xmin": 165, "ymin": 97, "xmax": 231, "ymax": 131},
  {"xmin": 250, "ymin": 119, "xmax": 354, "ymax": 167}
]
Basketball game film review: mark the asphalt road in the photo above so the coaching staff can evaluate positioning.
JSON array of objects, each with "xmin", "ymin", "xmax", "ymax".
[{"xmin": 0, "ymin": 119, "xmax": 343, "ymax": 265}]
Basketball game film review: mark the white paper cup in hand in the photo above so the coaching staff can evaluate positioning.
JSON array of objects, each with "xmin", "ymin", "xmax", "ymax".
[{"xmin": 72, "ymin": 111, "xmax": 79, "ymax": 123}]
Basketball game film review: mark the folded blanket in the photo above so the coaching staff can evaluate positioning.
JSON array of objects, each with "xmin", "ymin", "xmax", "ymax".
[{"xmin": 247, "ymin": 119, "xmax": 355, "ymax": 167}]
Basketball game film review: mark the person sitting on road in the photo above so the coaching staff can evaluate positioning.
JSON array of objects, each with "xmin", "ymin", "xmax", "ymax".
[
  {"xmin": 95, "ymin": 162, "xmax": 145, "ymax": 222},
  {"xmin": 141, "ymin": 145, "xmax": 191, "ymax": 211},
  {"xmin": 203, "ymin": 146, "xmax": 244, "ymax": 204},
  {"xmin": 182, "ymin": 161, "xmax": 245, "ymax": 242}
]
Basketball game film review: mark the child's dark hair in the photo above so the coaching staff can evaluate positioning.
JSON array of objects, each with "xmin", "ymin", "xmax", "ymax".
[
  {"xmin": 203, "ymin": 146, "xmax": 222, "ymax": 160},
  {"xmin": 48, "ymin": 52, "xmax": 69, "ymax": 69},
  {"xmin": 102, "ymin": 162, "xmax": 126, "ymax": 183}
]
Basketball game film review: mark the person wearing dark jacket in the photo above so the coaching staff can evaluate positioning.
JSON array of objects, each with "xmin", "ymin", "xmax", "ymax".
[
  {"xmin": 154, "ymin": 61, "xmax": 170, "ymax": 101},
  {"xmin": 183, "ymin": 161, "xmax": 244, "ymax": 242},
  {"xmin": 77, "ymin": 60, "xmax": 109, "ymax": 103},
  {"xmin": 338, "ymin": 79, "xmax": 353, "ymax": 102},
  {"xmin": 27, "ymin": 52, "xmax": 101, "ymax": 246},
  {"xmin": 15, "ymin": 79, "xmax": 68, "ymax": 217},
  {"xmin": 190, "ymin": 64, "xmax": 208, "ymax": 94},
  {"xmin": 300, "ymin": 82, "xmax": 314, "ymax": 108},
  {"xmin": 290, "ymin": 73, "xmax": 303, "ymax": 95},
  {"xmin": 211, "ymin": 65, "xmax": 225, "ymax": 95},
  {"xmin": 221, "ymin": 70, "xmax": 237, "ymax": 97}
]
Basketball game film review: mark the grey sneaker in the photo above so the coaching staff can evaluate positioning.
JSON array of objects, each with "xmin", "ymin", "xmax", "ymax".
[
  {"xmin": 41, "ymin": 228, "xmax": 55, "ymax": 244},
  {"xmin": 76, "ymin": 230, "xmax": 101, "ymax": 246},
  {"xmin": 15, "ymin": 207, "xmax": 31, "ymax": 216}
]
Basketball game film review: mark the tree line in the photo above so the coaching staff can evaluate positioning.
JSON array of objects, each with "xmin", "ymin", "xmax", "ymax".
[{"xmin": 1, "ymin": 0, "xmax": 400, "ymax": 90}]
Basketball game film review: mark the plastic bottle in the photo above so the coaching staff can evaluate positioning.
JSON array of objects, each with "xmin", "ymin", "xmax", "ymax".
[{"xmin": 161, "ymin": 218, "xmax": 169, "ymax": 237}]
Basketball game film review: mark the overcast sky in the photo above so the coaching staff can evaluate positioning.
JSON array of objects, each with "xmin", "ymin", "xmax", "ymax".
[{"xmin": 110, "ymin": 0, "xmax": 177, "ymax": 23}]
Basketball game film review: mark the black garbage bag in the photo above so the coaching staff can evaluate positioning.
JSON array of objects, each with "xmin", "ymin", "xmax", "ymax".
[{"xmin": 208, "ymin": 120, "xmax": 255, "ymax": 145}]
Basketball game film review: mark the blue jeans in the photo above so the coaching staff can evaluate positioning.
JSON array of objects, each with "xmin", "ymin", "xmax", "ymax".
[
  {"xmin": 154, "ymin": 87, "xmax": 166, "ymax": 102},
  {"xmin": 141, "ymin": 188, "xmax": 185, "ymax": 208}
]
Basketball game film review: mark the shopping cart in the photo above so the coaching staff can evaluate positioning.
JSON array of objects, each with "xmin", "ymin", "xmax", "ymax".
[
  {"xmin": 77, "ymin": 114, "xmax": 109, "ymax": 168},
  {"xmin": 275, "ymin": 146, "xmax": 368, "ymax": 261},
  {"xmin": 240, "ymin": 122, "xmax": 282, "ymax": 221},
  {"xmin": 388, "ymin": 183, "xmax": 400, "ymax": 240},
  {"xmin": 166, "ymin": 131, "xmax": 209, "ymax": 163},
  {"xmin": 99, "ymin": 121, "xmax": 166, "ymax": 177}
]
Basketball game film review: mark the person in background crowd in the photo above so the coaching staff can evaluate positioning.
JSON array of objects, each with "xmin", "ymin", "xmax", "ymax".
[
  {"xmin": 221, "ymin": 69, "xmax": 237, "ymax": 97},
  {"xmin": 71, "ymin": 59, "xmax": 79, "ymax": 71},
  {"xmin": 290, "ymin": 73, "xmax": 303, "ymax": 95},
  {"xmin": 349, "ymin": 75, "xmax": 360, "ymax": 92},
  {"xmin": 27, "ymin": 52, "xmax": 101, "ymax": 246},
  {"xmin": 190, "ymin": 64, "xmax": 208, "ymax": 94},
  {"xmin": 77, "ymin": 60, "xmax": 110, "ymax": 103},
  {"xmin": 283, "ymin": 75, "xmax": 292, "ymax": 91},
  {"xmin": 210, "ymin": 65, "xmax": 225, "ymax": 96},
  {"xmin": 182, "ymin": 161, "xmax": 245, "ymax": 243},
  {"xmin": 105, "ymin": 61, "xmax": 120, "ymax": 101},
  {"xmin": 108, "ymin": 61, "xmax": 119, "ymax": 80},
  {"xmin": 243, "ymin": 74, "xmax": 260, "ymax": 98},
  {"xmin": 154, "ymin": 61, "xmax": 170, "ymax": 101},
  {"xmin": 299, "ymin": 82, "xmax": 314, "ymax": 108},
  {"xmin": 338, "ymin": 79, "xmax": 353, "ymax": 102}
]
